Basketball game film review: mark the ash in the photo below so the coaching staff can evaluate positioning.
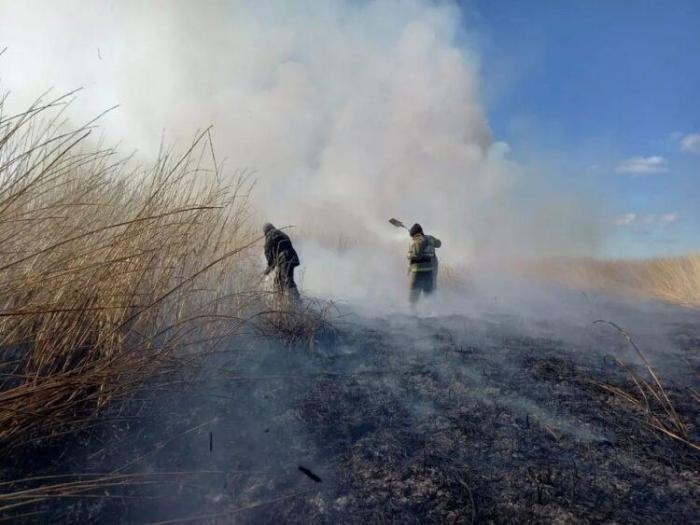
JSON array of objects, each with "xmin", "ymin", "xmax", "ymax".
[{"xmin": 9, "ymin": 292, "xmax": 700, "ymax": 524}]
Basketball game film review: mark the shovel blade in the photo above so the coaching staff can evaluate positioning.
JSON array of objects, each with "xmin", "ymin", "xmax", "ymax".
[{"xmin": 388, "ymin": 218, "xmax": 406, "ymax": 229}]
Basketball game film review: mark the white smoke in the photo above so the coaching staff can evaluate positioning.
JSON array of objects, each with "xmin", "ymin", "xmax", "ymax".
[{"xmin": 0, "ymin": 0, "xmax": 593, "ymax": 303}]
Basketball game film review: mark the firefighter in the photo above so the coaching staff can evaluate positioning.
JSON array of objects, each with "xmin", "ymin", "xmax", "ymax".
[
  {"xmin": 407, "ymin": 223, "xmax": 441, "ymax": 304},
  {"xmin": 263, "ymin": 223, "xmax": 301, "ymax": 303}
]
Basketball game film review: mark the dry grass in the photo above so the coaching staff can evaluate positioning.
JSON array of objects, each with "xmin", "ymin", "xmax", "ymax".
[
  {"xmin": 593, "ymin": 320, "xmax": 700, "ymax": 452},
  {"xmin": 253, "ymin": 297, "xmax": 339, "ymax": 350},
  {"xmin": 438, "ymin": 263, "xmax": 472, "ymax": 290},
  {"xmin": 527, "ymin": 255, "xmax": 700, "ymax": 444},
  {"xmin": 0, "ymin": 90, "xmax": 262, "ymax": 453},
  {"xmin": 526, "ymin": 255, "xmax": 700, "ymax": 307}
]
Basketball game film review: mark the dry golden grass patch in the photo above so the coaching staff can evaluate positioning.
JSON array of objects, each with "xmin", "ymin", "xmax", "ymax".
[
  {"xmin": 0, "ymin": 90, "xmax": 262, "ymax": 452},
  {"xmin": 526, "ymin": 255, "xmax": 700, "ymax": 307}
]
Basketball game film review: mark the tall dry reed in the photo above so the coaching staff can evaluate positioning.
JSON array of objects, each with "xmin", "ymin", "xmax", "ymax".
[
  {"xmin": 526, "ymin": 255, "xmax": 700, "ymax": 307},
  {"xmin": 0, "ymin": 90, "xmax": 260, "ymax": 452}
]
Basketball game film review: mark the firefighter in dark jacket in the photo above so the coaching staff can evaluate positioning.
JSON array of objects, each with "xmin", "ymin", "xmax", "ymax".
[
  {"xmin": 263, "ymin": 223, "xmax": 300, "ymax": 302},
  {"xmin": 407, "ymin": 223, "xmax": 441, "ymax": 304}
]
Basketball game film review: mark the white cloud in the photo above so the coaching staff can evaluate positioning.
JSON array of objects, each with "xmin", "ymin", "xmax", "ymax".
[
  {"xmin": 680, "ymin": 133, "xmax": 700, "ymax": 154},
  {"xmin": 614, "ymin": 212, "xmax": 679, "ymax": 226},
  {"xmin": 614, "ymin": 213, "xmax": 637, "ymax": 226},
  {"xmin": 614, "ymin": 156, "xmax": 668, "ymax": 175},
  {"xmin": 659, "ymin": 212, "xmax": 679, "ymax": 223}
]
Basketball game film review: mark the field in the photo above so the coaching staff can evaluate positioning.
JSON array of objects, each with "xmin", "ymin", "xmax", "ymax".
[
  {"xmin": 3, "ymin": 290, "xmax": 698, "ymax": 523},
  {"xmin": 527, "ymin": 255, "xmax": 700, "ymax": 307},
  {"xmin": 0, "ymin": 92, "xmax": 699, "ymax": 523}
]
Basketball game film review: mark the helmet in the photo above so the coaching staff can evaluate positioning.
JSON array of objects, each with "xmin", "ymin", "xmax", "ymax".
[
  {"xmin": 409, "ymin": 223, "xmax": 423, "ymax": 236},
  {"xmin": 263, "ymin": 222, "xmax": 275, "ymax": 234}
]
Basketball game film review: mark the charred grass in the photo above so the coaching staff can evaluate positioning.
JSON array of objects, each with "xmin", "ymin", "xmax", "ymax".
[
  {"xmin": 25, "ymin": 312, "xmax": 695, "ymax": 524},
  {"xmin": 286, "ymin": 317, "xmax": 700, "ymax": 523}
]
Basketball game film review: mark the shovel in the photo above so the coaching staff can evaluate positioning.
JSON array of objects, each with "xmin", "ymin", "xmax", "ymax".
[{"xmin": 388, "ymin": 218, "xmax": 408, "ymax": 230}]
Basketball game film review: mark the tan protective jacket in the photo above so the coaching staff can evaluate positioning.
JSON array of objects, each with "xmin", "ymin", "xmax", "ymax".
[{"xmin": 407, "ymin": 234, "xmax": 441, "ymax": 272}]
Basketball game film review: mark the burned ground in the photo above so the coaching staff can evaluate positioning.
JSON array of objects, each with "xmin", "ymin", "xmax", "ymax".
[{"xmin": 2, "ymin": 297, "xmax": 700, "ymax": 523}]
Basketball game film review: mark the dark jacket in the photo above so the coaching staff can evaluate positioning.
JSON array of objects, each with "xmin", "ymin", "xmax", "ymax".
[{"xmin": 264, "ymin": 228, "xmax": 300, "ymax": 271}]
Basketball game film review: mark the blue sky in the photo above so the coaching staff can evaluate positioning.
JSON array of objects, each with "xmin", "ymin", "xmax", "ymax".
[{"xmin": 458, "ymin": 0, "xmax": 700, "ymax": 257}]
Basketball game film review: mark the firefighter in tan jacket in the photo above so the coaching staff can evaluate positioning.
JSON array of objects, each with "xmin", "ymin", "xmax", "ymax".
[{"xmin": 407, "ymin": 223, "xmax": 441, "ymax": 303}]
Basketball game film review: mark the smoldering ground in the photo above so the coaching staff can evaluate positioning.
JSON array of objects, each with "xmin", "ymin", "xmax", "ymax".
[{"xmin": 5, "ymin": 284, "xmax": 697, "ymax": 523}]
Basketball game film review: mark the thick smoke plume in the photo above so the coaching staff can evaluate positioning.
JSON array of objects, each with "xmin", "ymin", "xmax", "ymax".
[{"xmin": 0, "ymin": 0, "xmax": 595, "ymax": 304}]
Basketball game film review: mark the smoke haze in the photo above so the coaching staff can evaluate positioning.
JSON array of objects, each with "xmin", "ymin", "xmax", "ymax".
[{"xmin": 0, "ymin": 0, "xmax": 601, "ymax": 303}]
